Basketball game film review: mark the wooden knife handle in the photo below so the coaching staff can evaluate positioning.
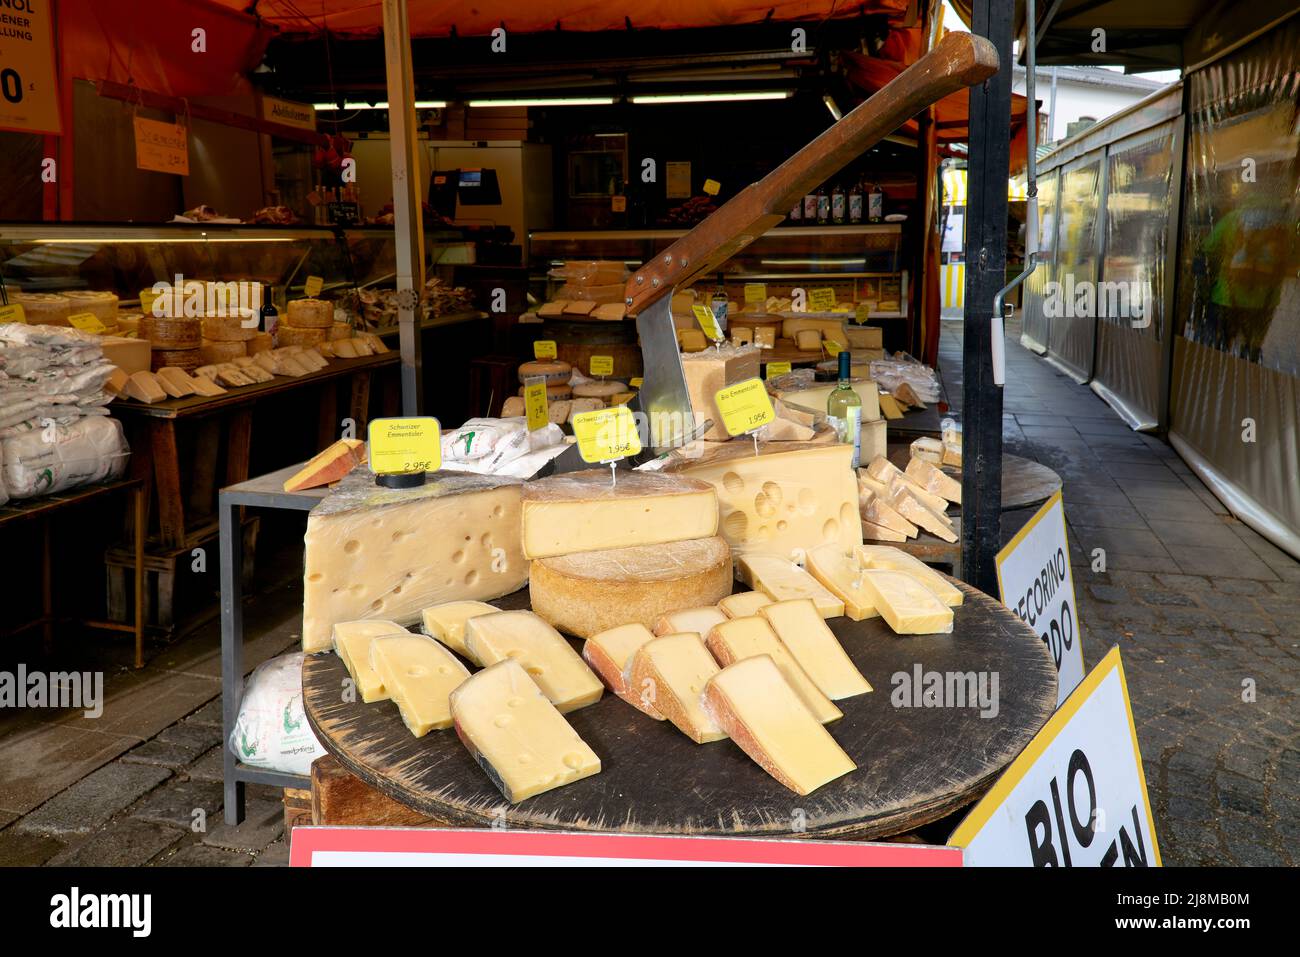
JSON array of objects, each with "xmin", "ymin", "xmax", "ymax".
[{"xmin": 624, "ymin": 31, "xmax": 999, "ymax": 315}]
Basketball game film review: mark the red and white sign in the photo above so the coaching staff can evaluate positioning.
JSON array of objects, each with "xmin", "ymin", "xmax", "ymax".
[{"xmin": 290, "ymin": 827, "xmax": 964, "ymax": 868}]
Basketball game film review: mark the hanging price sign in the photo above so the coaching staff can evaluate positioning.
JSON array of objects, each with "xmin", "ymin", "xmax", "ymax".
[
  {"xmin": 589, "ymin": 355, "xmax": 614, "ymax": 377},
  {"xmin": 368, "ymin": 417, "xmax": 441, "ymax": 475},
  {"xmin": 533, "ymin": 340, "xmax": 557, "ymax": 360},
  {"xmin": 572, "ymin": 406, "xmax": 642, "ymax": 464},
  {"xmin": 715, "ymin": 378, "xmax": 775, "ymax": 436},
  {"xmin": 523, "ymin": 378, "xmax": 549, "ymax": 433},
  {"xmin": 692, "ymin": 304, "xmax": 722, "ymax": 341},
  {"xmin": 304, "ymin": 275, "xmax": 324, "ymax": 297}
]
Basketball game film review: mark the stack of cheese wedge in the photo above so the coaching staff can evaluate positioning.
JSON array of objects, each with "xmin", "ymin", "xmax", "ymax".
[{"xmin": 858, "ymin": 454, "xmax": 961, "ymax": 544}]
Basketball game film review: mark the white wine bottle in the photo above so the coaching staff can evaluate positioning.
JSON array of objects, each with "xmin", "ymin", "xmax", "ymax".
[{"xmin": 826, "ymin": 350, "xmax": 862, "ymax": 468}]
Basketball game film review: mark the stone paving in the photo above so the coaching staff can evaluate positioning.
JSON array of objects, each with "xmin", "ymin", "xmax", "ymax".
[{"xmin": 0, "ymin": 323, "xmax": 1296, "ymax": 866}]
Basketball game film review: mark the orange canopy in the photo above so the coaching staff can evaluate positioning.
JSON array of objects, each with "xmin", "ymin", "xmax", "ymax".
[{"xmin": 209, "ymin": 0, "xmax": 910, "ymax": 37}]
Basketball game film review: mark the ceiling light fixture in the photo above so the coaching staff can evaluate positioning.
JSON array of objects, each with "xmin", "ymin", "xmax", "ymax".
[
  {"xmin": 629, "ymin": 91, "xmax": 793, "ymax": 104},
  {"xmin": 467, "ymin": 97, "xmax": 615, "ymax": 107}
]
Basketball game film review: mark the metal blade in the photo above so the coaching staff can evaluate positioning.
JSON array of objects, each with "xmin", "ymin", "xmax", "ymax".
[{"xmin": 634, "ymin": 291, "xmax": 694, "ymax": 455}]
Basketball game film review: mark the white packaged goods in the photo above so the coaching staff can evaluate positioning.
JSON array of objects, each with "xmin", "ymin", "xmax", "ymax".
[
  {"xmin": 0, "ymin": 416, "xmax": 128, "ymax": 499},
  {"xmin": 441, "ymin": 417, "xmax": 567, "ymax": 479},
  {"xmin": 228, "ymin": 653, "xmax": 326, "ymax": 776},
  {"xmin": 300, "ymin": 469, "xmax": 528, "ymax": 652}
]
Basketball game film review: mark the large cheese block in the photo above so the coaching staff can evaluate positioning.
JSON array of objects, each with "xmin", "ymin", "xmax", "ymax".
[
  {"xmin": 200, "ymin": 339, "xmax": 246, "ymax": 364},
  {"xmin": 464, "ymin": 610, "xmax": 603, "ymax": 713},
  {"xmin": 857, "ymin": 569, "xmax": 953, "ymax": 634},
  {"xmin": 140, "ymin": 315, "xmax": 201, "ymax": 349},
  {"xmin": 718, "ymin": 591, "xmax": 772, "ymax": 619},
  {"xmin": 854, "ymin": 545, "xmax": 964, "ymax": 607},
  {"xmin": 703, "ymin": 655, "xmax": 855, "ymax": 796},
  {"xmin": 677, "ymin": 443, "xmax": 862, "ymax": 566},
  {"xmin": 778, "ymin": 380, "xmax": 880, "ymax": 422},
  {"xmin": 285, "ymin": 298, "xmax": 335, "ymax": 328},
  {"xmin": 283, "ymin": 439, "xmax": 366, "ymax": 491},
  {"xmin": 680, "ymin": 344, "xmax": 761, "ymax": 441},
  {"xmin": 530, "ymin": 536, "xmax": 731, "ymax": 639},
  {"xmin": 62, "ymin": 290, "xmax": 119, "ymax": 323},
  {"xmin": 627, "ymin": 633, "xmax": 726, "ymax": 744},
  {"xmin": 300, "ymin": 470, "xmax": 528, "ymax": 652},
  {"xmin": 276, "ymin": 325, "xmax": 327, "ymax": 348},
  {"xmin": 332, "ymin": 619, "xmax": 407, "ymax": 703},
  {"xmin": 581, "ymin": 623, "xmax": 665, "ymax": 720},
  {"xmin": 806, "ymin": 544, "xmax": 878, "ymax": 621},
  {"xmin": 758, "ymin": 598, "xmax": 872, "ymax": 700},
  {"xmin": 737, "ymin": 553, "xmax": 844, "ymax": 618},
  {"xmin": 15, "ymin": 292, "xmax": 70, "ymax": 325},
  {"xmin": 521, "ymin": 470, "xmax": 718, "ymax": 559},
  {"xmin": 703, "ymin": 617, "xmax": 841, "ymax": 723},
  {"xmin": 421, "ymin": 600, "xmax": 499, "ymax": 663},
  {"xmin": 101, "ymin": 336, "xmax": 152, "ymax": 374},
  {"xmin": 369, "ymin": 633, "xmax": 471, "ymax": 736},
  {"xmin": 652, "ymin": 604, "xmax": 727, "ymax": 639},
  {"xmin": 450, "ymin": 659, "xmax": 601, "ymax": 803}
]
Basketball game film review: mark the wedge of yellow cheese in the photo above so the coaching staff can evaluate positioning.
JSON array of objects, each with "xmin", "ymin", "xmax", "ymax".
[
  {"xmin": 465, "ymin": 610, "xmax": 604, "ymax": 714},
  {"xmin": 704, "ymin": 616, "xmax": 841, "ymax": 723},
  {"xmin": 627, "ymin": 633, "xmax": 727, "ymax": 743},
  {"xmin": 856, "ymin": 569, "xmax": 954, "ymax": 634},
  {"xmin": 717, "ymin": 591, "xmax": 773, "ymax": 619},
  {"xmin": 332, "ymin": 619, "xmax": 408, "ymax": 703},
  {"xmin": 368, "ymin": 634, "xmax": 471, "ymax": 736},
  {"xmin": 759, "ymin": 598, "xmax": 872, "ymax": 700},
  {"xmin": 737, "ymin": 553, "xmax": 844, "ymax": 618},
  {"xmin": 421, "ymin": 600, "xmax": 499, "ymax": 663},
  {"xmin": 806, "ymin": 544, "xmax": 879, "ymax": 621},
  {"xmin": 854, "ymin": 545, "xmax": 964, "ymax": 607},
  {"xmin": 582, "ymin": 622, "xmax": 665, "ymax": 720}
]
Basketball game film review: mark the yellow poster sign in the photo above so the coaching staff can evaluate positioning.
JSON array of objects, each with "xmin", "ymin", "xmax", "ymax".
[
  {"xmin": 134, "ymin": 117, "xmax": 190, "ymax": 176},
  {"xmin": 0, "ymin": 0, "xmax": 61, "ymax": 135}
]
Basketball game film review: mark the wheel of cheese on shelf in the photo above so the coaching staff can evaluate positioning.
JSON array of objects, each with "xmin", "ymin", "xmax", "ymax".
[
  {"xmin": 149, "ymin": 347, "xmax": 203, "ymax": 373},
  {"xmin": 140, "ymin": 315, "xmax": 201, "ymax": 349},
  {"xmin": 328, "ymin": 320, "xmax": 352, "ymax": 340},
  {"xmin": 572, "ymin": 380, "xmax": 627, "ymax": 399},
  {"xmin": 517, "ymin": 382, "xmax": 572, "ymax": 401},
  {"xmin": 276, "ymin": 324, "xmax": 327, "ymax": 348},
  {"xmin": 114, "ymin": 313, "xmax": 142, "ymax": 337},
  {"xmin": 530, "ymin": 536, "xmax": 732, "ymax": 639},
  {"xmin": 285, "ymin": 298, "xmax": 334, "ymax": 328},
  {"xmin": 14, "ymin": 292, "xmax": 71, "ymax": 325},
  {"xmin": 517, "ymin": 359, "xmax": 572, "ymax": 386},
  {"xmin": 61, "ymin": 290, "xmax": 119, "ymax": 323},
  {"xmin": 200, "ymin": 339, "xmax": 246, "ymax": 364},
  {"xmin": 247, "ymin": 331, "xmax": 273, "ymax": 354},
  {"xmin": 201, "ymin": 315, "xmax": 258, "ymax": 341}
]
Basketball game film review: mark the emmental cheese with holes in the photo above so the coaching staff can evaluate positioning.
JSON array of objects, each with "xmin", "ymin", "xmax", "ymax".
[
  {"xmin": 758, "ymin": 598, "xmax": 872, "ymax": 700},
  {"xmin": 737, "ymin": 553, "xmax": 844, "ymax": 618},
  {"xmin": 703, "ymin": 655, "xmax": 856, "ymax": 796},
  {"xmin": 368, "ymin": 634, "xmax": 471, "ymax": 736},
  {"xmin": 300, "ymin": 471, "xmax": 528, "ymax": 653},
  {"xmin": 450, "ymin": 659, "xmax": 601, "ymax": 803},
  {"xmin": 704, "ymin": 617, "xmax": 841, "ymax": 723},
  {"xmin": 806, "ymin": 544, "xmax": 879, "ymax": 621},
  {"xmin": 464, "ymin": 611, "xmax": 603, "ymax": 714},
  {"xmin": 627, "ymin": 633, "xmax": 727, "ymax": 744},
  {"xmin": 530, "ymin": 537, "xmax": 731, "ymax": 639},
  {"xmin": 333, "ymin": 619, "xmax": 407, "ymax": 703},
  {"xmin": 520, "ymin": 470, "xmax": 718, "ymax": 559},
  {"xmin": 421, "ymin": 600, "xmax": 499, "ymax": 663}
]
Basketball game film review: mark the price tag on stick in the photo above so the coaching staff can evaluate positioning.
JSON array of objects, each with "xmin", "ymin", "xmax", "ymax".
[
  {"xmin": 692, "ymin": 304, "xmax": 723, "ymax": 342},
  {"xmin": 534, "ymin": 340, "xmax": 557, "ymax": 360},
  {"xmin": 0, "ymin": 302, "xmax": 29, "ymax": 324},
  {"xmin": 523, "ymin": 377, "xmax": 549, "ymax": 434},
  {"xmin": 590, "ymin": 355, "xmax": 614, "ymax": 377},
  {"xmin": 765, "ymin": 361, "xmax": 792, "ymax": 380},
  {"xmin": 572, "ymin": 406, "xmax": 642, "ymax": 471},
  {"xmin": 304, "ymin": 275, "xmax": 324, "ymax": 297},
  {"xmin": 368, "ymin": 416, "xmax": 441, "ymax": 485},
  {"xmin": 68, "ymin": 312, "xmax": 107, "ymax": 334},
  {"xmin": 715, "ymin": 377, "xmax": 775, "ymax": 454}
]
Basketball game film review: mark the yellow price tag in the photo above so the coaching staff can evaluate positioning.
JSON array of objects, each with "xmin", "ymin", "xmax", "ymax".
[
  {"xmin": 304, "ymin": 275, "xmax": 324, "ymax": 297},
  {"xmin": 523, "ymin": 380, "xmax": 549, "ymax": 432},
  {"xmin": 611, "ymin": 195, "xmax": 627, "ymax": 212},
  {"xmin": 367, "ymin": 416, "xmax": 441, "ymax": 475},
  {"xmin": 809, "ymin": 287, "xmax": 837, "ymax": 312},
  {"xmin": 629, "ymin": 377, "xmax": 643, "ymax": 388},
  {"xmin": 590, "ymin": 355, "xmax": 614, "ymax": 377},
  {"xmin": 703, "ymin": 179, "xmax": 721, "ymax": 196},
  {"xmin": 140, "ymin": 288, "xmax": 163, "ymax": 317},
  {"xmin": 743, "ymin": 283, "xmax": 767, "ymax": 304},
  {"xmin": 0, "ymin": 302, "xmax": 27, "ymax": 324},
  {"xmin": 572, "ymin": 406, "xmax": 642, "ymax": 464},
  {"xmin": 823, "ymin": 339, "xmax": 844, "ymax": 357},
  {"xmin": 533, "ymin": 340, "xmax": 558, "ymax": 360},
  {"xmin": 715, "ymin": 378, "xmax": 775, "ymax": 436},
  {"xmin": 765, "ymin": 361, "xmax": 792, "ymax": 380},
  {"xmin": 692, "ymin": 304, "xmax": 722, "ymax": 341},
  {"xmin": 68, "ymin": 312, "xmax": 108, "ymax": 334}
]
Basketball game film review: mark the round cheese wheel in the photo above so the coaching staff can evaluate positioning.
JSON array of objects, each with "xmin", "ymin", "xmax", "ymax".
[
  {"xmin": 501, "ymin": 396, "xmax": 526, "ymax": 417},
  {"xmin": 276, "ymin": 325, "xmax": 327, "ymax": 347},
  {"xmin": 200, "ymin": 339, "xmax": 246, "ymax": 363},
  {"xmin": 517, "ymin": 359, "xmax": 572, "ymax": 386},
  {"xmin": 285, "ymin": 298, "xmax": 334, "ymax": 328},
  {"xmin": 140, "ymin": 315, "xmax": 201, "ymax": 349},
  {"xmin": 247, "ymin": 332, "xmax": 274, "ymax": 354},
  {"xmin": 150, "ymin": 347, "xmax": 203, "ymax": 373},
  {"xmin": 572, "ymin": 380, "xmax": 627, "ymax": 399},
  {"xmin": 115, "ymin": 313, "xmax": 142, "ymax": 337},
  {"xmin": 329, "ymin": 320, "xmax": 352, "ymax": 340},
  {"xmin": 201, "ymin": 316, "xmax": 258, "ymax": 341},
  {"xmin": 61, "ymin": 290, "xmax": 119, "ymax": 323},
  {"xmin": 15, "ymin": 292, "xmax": 71, "ymax": 325},
  {"xmin": 529, "ymin": 536, "xmax": 732, "ymax": 639}
]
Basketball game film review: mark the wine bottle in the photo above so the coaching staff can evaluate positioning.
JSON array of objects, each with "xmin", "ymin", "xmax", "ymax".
[{"xmin": 826, "ymin": 350, "xmax": 862, "ymax": 467}]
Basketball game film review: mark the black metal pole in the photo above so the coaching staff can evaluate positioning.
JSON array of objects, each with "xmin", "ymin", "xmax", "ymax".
[{"xmin": 960, "ymin": 0, "xmax": 1012, "ymax": 593}]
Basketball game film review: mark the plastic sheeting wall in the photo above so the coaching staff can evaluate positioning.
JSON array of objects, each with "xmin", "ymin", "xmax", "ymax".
[
  {"xmin": 1090, "ymin": 121, "xmax": 1182, "ymax": 431},
  {"xmin": 1045, "ymin": 155, "xmax": 1105, "ymax": 382},
  {"xmin": 1019, "ymin": 169, "xmax": 1058, "ymax": 355},
  {"xmin": 1170, "ymin": 16, "xmax": 1300, "ymax": 557}
]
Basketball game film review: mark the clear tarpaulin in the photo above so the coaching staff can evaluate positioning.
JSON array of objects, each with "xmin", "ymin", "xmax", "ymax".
[
  {"xmin": 1019, "ymin": 169, "xmax": 1057, "ymax": 355},
  {"xmin": 1171, "ymin": 15, "xmax": 1300, "ymax": 558},
  {"xmin": 1046, "ymin": 155, "xmax": 1104, "ymax": 382}
]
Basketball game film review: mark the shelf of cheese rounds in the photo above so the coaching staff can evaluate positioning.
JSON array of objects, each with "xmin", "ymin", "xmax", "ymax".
[
  {"xmin": 501, "ymin": 358, "xmax": 639, "ymax": 426},
  {"xmin": 297, "ymin": 441, "xmax": 1057, "ymax": 838},
  {"xmin": 100, "ymin": 300, "xmax": 397, "ymax": 412}
]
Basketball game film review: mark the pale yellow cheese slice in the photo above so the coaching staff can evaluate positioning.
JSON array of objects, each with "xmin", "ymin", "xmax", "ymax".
[
  {"xmin": 422, "ymin": 600, "xmax": 499, "ymax": 663},
  {"xmin": 582, "ymin": 623, "xmax": 666, "ymax": 721},
  {"xmin": 906, "ymin": 457, "xmax": 962, "ymax": 504},
  {"xmin": 857, "ymin": 569, "xmax": 954, "ymax": 634},
  {"xmin": 717, "ymin": 591, "xmax": 773, "ymax": 619},
  {"xmin": 887, "ymin": 485, "xmax": 957, "ymax": 543},
  {"xmin": 653, "ymin": 605, "xmax": 727, "ymax": 639},
  {"xmin": 627, "ymin": 633, "xmax": 727, "ymax": 743},
  {"xmin": 737, "ymin": 553, "xmax": 844, "ymax": 618},
  {"xmin": 854, "ymin": 545, "xmax": 964, "ymax": 607},
  {"xmin": 368, "ymin": 634, "xmax": 471, "ymax": 736},
  {"xmin": 703, "ymin": 655, "xmax": 855, "ymax": 795},
  {"xmin": 450, "ymin": 658, "xmax": 601, "ymax": 803},
  {"xmin": 465, "ymin": 610, "xmax": 604, "ymax": 713},
  {"xmin": 703, "ymin": 617, "xmax": 841, "ymax": 723},
  {"xmin": 806, "ymin": 544, "xmax": 879, "ymax": 621},
  {"xmin": 332, "ymin": 619, "xmax": 408, "ymax": 703},
  {"xmin": 759, "ymin": 598, "xmax": 872, "ymax": 700}
]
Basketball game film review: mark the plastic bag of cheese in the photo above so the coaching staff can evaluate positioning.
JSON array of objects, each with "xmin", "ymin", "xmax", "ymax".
[
  {"xmin": 228, "ymin": 653, "xmax": 325, "ymax": 776},
  {"xmin": 441, "ymin": 417, "xmax": 566, "ymax": 478},
  {"xmin": 0, "ymin": 415, "xmax": 129, "ymax": 499}
]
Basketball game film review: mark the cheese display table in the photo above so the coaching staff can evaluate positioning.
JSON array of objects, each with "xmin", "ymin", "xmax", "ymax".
[
  {"xmin": 886, "ymin": 444, "xmax": 1062, "ymax": 512},
  {"xmin": 301, "ymin": 581, "xmax": 1056, "ymax": 839}
]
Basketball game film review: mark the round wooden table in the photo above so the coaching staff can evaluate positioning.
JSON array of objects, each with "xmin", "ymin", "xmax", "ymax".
[
  {"xmin": 304, "ymin": 579, "xmax": 1056, "ymax": 840},
  {"xmin": 888, "ymin": 445, "xmax": 1062, "ymax": 512}
]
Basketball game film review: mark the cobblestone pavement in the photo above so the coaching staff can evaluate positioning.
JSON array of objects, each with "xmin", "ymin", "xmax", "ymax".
[
  {"xmin": 1, "ymin": 324, "xmax": 1295, "ymax": 866},
  {"xmin": 942, "ymin": 321, "xmax": 1300, "ymax": 866}
]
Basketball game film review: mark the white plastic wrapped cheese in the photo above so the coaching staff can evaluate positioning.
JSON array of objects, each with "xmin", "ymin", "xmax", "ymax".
[
  {"xmin": 0, "ymin": 415, "xmax": 129, "ymax": 499},
  {"xmin": 228, "ymin": 653, "xmax": 326, "ymax": 776}
]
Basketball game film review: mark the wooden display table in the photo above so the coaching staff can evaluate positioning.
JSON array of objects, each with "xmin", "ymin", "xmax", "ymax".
[
  {"xmin": 886, "ymin": 444, "xmax": 1062, "ymax": 512},
  {"xmin": 302, "ymin": 581, "xmax": 1056, "ymax": 840}
]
